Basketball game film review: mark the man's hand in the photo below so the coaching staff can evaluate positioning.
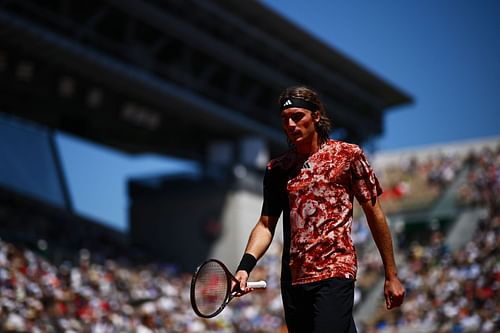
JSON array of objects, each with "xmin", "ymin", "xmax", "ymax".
[
  {"xmin": 233, "ymin": 270, "xmax": 253, "ymax": 297},
  {"xmin": 384, "ymin": 276, "xmax": 405, "ymax": 309}
]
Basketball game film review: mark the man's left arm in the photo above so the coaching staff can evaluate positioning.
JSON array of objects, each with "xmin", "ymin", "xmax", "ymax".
[{"xmin": 361, "ymin": 198, "xmax": 406, "ymax": 309}]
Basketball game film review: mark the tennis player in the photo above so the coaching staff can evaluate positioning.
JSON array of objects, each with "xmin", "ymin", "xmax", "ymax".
[{"xmin": 235, "ymin": 86, "xmax": 405, "ymax": 333}]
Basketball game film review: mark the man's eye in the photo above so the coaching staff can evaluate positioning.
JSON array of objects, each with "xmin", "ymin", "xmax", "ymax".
[{"xmin": 281, "ymin": 112, "xmax": 305, "ymax": 124}]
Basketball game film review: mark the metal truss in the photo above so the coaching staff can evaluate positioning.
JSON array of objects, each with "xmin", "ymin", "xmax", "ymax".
[{"xmin": 0, "ymin": 0, "xmax": 411, "ymax": 158}]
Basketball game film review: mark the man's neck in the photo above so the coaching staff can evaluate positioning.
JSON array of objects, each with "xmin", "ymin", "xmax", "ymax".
[{"xmin": 295, "ymin": 137, "xmax": 322, "ymax": 157}]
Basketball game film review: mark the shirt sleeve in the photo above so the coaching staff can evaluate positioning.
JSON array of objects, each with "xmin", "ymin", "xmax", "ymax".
[
  {"xmin": 260, "ymin": 164, "xmax": 285, "ymax": 217},
  {"xmin": 351, "ymin": 148, "xmax": 383, "ymax": 203}
]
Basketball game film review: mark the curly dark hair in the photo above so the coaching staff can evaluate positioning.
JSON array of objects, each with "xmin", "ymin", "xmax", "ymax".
[{"xmin": 279, "ymin": 85, "xmax": 333, "ymax": 143}]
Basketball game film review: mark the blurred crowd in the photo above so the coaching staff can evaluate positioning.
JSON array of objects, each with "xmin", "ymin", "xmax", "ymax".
[
  {"xmin": 364, "ymin": 146, "xmax": 500, "ymax": 333},
  {"xmin": 1, "ymin": 144, "xmax": 499, "ymax": 333},
  {"xmin": 0, "ymin": 238, "xmax": 289, "ymax": 333},
  {"xmin": 366, "ymin": 210, "xmax": 499, "ymax": 333},
  {"xmin": 376, "ymin": 149, "xmax": 465, "ymax": 215}
]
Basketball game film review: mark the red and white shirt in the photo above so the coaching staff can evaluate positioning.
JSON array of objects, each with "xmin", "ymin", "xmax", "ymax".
[{"xmin": 261, "ymin": 140, "xmax": 382, "ymax": 285}]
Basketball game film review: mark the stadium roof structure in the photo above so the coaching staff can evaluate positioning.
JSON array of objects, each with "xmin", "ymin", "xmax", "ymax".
[{"xmin": 0, "ymin": 0, "xmax": 412, "ymax": 161}]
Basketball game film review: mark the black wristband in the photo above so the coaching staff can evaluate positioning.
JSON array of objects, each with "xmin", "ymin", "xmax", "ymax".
[{"xmin": 237, "ymin": 253, "xmax": 257, "ymax": 274}]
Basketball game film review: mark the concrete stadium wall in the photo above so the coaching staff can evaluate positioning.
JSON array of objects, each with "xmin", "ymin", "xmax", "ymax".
[
  {"xmin": 371, "ymin": 135, "xmax": 500, "ymax": 169},
  {"xmin": 209, "ymin": 188, "xmax": 283, "ymax": 272}
]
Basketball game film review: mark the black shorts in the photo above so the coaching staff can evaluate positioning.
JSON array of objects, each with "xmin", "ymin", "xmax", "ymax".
[{"xmin": 281, "ymin": 278, "xmax": 357, "ymax": 333}]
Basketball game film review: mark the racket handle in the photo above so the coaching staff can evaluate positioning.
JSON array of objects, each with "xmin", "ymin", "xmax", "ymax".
[{"xmin": 247, "ymin": 280, "xmax": 267, "ymax": 289}]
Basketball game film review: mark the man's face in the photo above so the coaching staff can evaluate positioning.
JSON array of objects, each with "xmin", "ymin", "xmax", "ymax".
[{"xmin": 281, "ymin": 107, "xmax": 319, "ymax": 145}]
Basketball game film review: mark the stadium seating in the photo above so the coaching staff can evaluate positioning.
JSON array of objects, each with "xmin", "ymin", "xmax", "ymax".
[{"xmin": 1, "ymin": 145, "xmax": 498, "ymax": 333}]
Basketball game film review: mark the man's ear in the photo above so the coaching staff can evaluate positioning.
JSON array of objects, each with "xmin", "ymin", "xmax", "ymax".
[{"xmin": 313, "ymin": 111, "xmax": 321, "ymax": 123}]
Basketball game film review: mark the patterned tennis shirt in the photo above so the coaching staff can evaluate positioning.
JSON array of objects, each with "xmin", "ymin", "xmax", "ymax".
[{"xmin": 261, "ymin": 140, "xmax": 382, "ymax": 285}]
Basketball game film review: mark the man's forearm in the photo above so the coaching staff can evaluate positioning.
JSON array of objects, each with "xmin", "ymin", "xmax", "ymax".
[
  {"xmin": 368, "ymin": 216, "xmax": 398, "ymax": 278},
  {"xmin": 363, "ymin": 200, "xmax": 399, "ymax": 278},
  {"xmin": 243, "ymin": 218, "xmax": 275, "ymax": 261},
  {"xmin": 362, "ymin": 199, "xmax": 406, "ymax": 309}
]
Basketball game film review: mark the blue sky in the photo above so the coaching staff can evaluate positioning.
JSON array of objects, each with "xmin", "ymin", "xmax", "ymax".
[
  {"xmin": 261, "ymin": 0, "xmax": 500, "ymax": 150},
  {"xmin": 58, "ymin": 1, "xmax": 500, "ymax": 231},
  {"xmin": 57, "ymin": 133, "xmax": 199, "ymax": 230}
]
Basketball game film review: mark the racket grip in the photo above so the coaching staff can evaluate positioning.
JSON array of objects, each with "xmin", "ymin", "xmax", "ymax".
[{"xmin": 247, "ymin": 280, "xmax": 267, "ymax": 289}]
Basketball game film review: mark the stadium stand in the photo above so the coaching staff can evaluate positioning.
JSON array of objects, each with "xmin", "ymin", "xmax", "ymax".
[
  {"xmin": 10, "ymin": 1, "xmax": 499, "ymax": 332},
  {"xmin": 356, "ymin": 143, "xmax": 500, "ymax": 333},
  {"xmin": 1, "ymin": 140, "xmax": 498, "ymax": 333}
]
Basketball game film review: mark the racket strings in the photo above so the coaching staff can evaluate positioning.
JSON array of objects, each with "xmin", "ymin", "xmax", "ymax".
[{"xmin": 193, "ymin": 261, "xmax": 229, "ymax": 316}]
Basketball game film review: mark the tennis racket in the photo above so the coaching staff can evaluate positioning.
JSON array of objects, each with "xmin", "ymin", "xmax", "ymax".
[{"xmin": 190, "ymin": 258, "xmax": 267, "ymax": 318}]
